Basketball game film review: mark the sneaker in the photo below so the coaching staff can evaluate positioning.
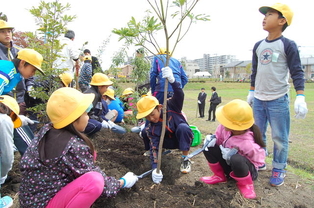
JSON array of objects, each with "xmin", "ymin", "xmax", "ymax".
[
  {"xmin": 258, "ymin": 164, "xmax": 266, "ymax": 171},
  {"xmin": 270, "ymin": 168, "xmax": 286, "ymax": 186},
  {"xmin": 180, "ymin": 159, "xmax": 192, "ymax": 173},
  {"xmin": 0, "ymin": 196, "xmax": 13, "ymax": 208}
]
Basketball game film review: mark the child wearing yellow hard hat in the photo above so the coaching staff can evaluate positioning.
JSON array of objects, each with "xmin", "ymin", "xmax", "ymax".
[
  {"xmin": 84, "ymin": 73, "xmax": 126, "ymax": 135},
  {"xmin": 0, "ymin": 47, "xmax": 43, "ymax": 207},
  {"xmin": 200, "ymin": 99, "xmax": 266, "ymax": 199},
  {"xmin": 19, "ymin": 87, "xmax": 138, "ymax": 207},
  {"xmin": 0, "ymin": 95, "xmax": 22, "ymax": 181},
  {"xmin": 247, "ymin": 3, "xmax": 307, "ymax": 187},
  {"xmin": 120, "ymin": 87, "xmax": 136, "ymax": 117},
  {"xmin": 0, "ymin": 95, "xmax": 22, "ymax": 207},
  {"xmin": 150, "ymin": 47, "xmax": 188, "ymax": 104},
  {"xmin": 136, "ymin": 66, "xmax": 193, "ymax": 184},
  {"xmin": 0, "ymin": 48, "xmax": 44, "ymax": 95},
  {"xmin": 78, "ymin": 55, "xmax": 92, "ymax": 92},
  {"xmin": 59, "ymin": 72, "xmax": 73, "ymax": 87},
  {"xmin": 103, "ymin": 88, "xmax": 124, "ymax": 123}
]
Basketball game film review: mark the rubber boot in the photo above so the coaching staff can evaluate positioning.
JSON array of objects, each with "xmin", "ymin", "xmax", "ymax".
[
  {"xmin": 200, "ymin": 162, "xmax": 227, "ymax": 184},
  {"xmin": 230, "ymin": 171, "xmax": 256, "ymax": 199}
]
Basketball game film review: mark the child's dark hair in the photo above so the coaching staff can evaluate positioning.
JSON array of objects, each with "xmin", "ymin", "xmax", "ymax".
[
  {"xmin": 250, "ymin": 124, "xmax": 265, "ymax": 148},
  {"xmin": 0, "ymin": 102, "xmax": 11, "ymax": 115},
  {"xmin": 12, "ymin": 58, "xmax": 31, "ymax": 69},
  {"xmin": 278, "ymin": 12, "xmax": 288, "ymax": 32},
  {"xmin": 64, "ymin": 123, "xmax": 95, "ymax": 155},
  {"xmin": 211, "ymin": 86, "xmax": 216, "ymax": 91}
]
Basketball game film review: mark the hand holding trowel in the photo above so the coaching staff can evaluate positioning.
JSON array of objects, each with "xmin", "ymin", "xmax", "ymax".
[{"xmin": 184, "ymin": 135, "xmax": 216, "ymax": 161}]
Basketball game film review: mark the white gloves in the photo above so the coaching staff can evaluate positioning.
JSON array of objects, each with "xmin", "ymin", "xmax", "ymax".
[
  {"xmin": 107, "ymin": 120, "xmax": 115, "ymax": 128},
  {"xmin": 247, "ymin": 90, "xmax": 254, "ymax": 106},
  {"xmin": 121, "ymin": 172, "xmax": 138, "ymax": 188},
  {"xmin": 219, "ymin": 145, "xmax": 238, "ymax": 165},
  {"xmin": 101, "ymin": 120, "xmax": 111, "ymax": 129},
  {"xmin": 198, "ymin": 100, "xmax": 201, "ymax": 104},
  {"xmin": 161, "ymin": 66, "xmax": 175, "ymax": 83},
  {"xmin": 152, "ymin": 169, "xmax": 163, "ymax": 183},
  {"xmin": 204, "ymin": 135, "xmax": 217, "ymax": 151},
  {"xmin": 19, "ymin": 115, "xmax": 34, "ymax": 126},
  {"xmin": 102, "ymin": 120, "xmax": 115, "ymax": 129},
  {"xmin": 294, "ymin": 95, "xmax": 308, "ymax": 119}
]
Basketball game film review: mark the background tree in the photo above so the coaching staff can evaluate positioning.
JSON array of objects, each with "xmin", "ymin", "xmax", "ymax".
[
  {"xmin": 112, "ymin": 0, "xmax": 210, "ymax": 173},
  {"xmin": 0, "ymin": 12, "xmax": 8, "ymax": 21},
  {"xmin": 24, "ymin": 0, "xmax": 76, "ymax": 122}
]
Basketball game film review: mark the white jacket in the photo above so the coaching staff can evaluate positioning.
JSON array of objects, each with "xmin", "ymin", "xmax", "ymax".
[{"xmin": 53, "ymin": 37, "xmax": 80, "ymax": 76}]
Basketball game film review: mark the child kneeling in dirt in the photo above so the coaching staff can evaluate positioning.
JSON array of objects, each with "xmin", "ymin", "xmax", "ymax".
[
  {"xmin": 19, "ymin": 88, "xmax": 138, "ymax": 208},
  {"xmin": 136, "ymin": 66, "xmax": 193, "ymax": 184},
  {"xmin": 201, "ymin": 99, "xmax": 265, "ymax": 199}
]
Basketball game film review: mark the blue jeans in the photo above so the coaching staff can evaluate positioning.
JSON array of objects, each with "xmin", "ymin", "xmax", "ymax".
[{"xmin": 253, "ymin": 94, "xmax": 290, "ymax": 169}]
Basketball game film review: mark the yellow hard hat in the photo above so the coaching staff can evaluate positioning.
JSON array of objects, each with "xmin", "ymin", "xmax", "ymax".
[
  {"xmin": 0, "ymin": 95, "xmax": 22, "ymax": 128},
  {"xmin": 136, "ymin": 95, "xmax": 159, "ymax": 119},
  {"xmin": 84, "ymin": 55, "xmax": 92, "ymax": 61},
  {"xmin": 17, "ymin": 49, "xmax": 44, "ymax": 74},
  {"xmin": 216, "ymin": 99, "xmax": 254, "ymax": 131},
  {"xmin": 47, "ymin": 87, "xmax": 95, "ymax": 129},
  {"xmin": 141, "ymin": 90, "xmax": 152, "ymax": 97},
  {"xmin": 122, "ymin": 88, "xmax": 134, "ymax": 96},
  {"xmin": 104, "ymin": 88, "xmax": 115, "ymax": 100},
  {"xmin": 259, "ymin": 3, "xmax": 293, "ymax": 25},
  {"xmin": 158, "ymin": 47, "xmax": 171, "ymax": 55},
  {"xmin": 0, "ymin": 20, "xmax": 14, "ymax": 30},
  {"xmin": 90, "ymin": 73, "xmax": 113, "ymax": 86},
  {"xmin": 59, "ymin": 73, "xmax": 73, "ymax": 87}
]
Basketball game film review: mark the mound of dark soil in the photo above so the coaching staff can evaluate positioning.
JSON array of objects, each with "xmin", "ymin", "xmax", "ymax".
[{"xmin": 2, "ymin": 128, "xmax": 314, "ymax": 208}]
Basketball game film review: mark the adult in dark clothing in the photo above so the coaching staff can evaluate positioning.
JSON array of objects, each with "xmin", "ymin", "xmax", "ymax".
[
  {"xmin": 197, "ymin": 88, "xmax": 207, "ymax": 118},
  {"xmin": 83, "ymin": 49, "xmax": 102, "ymax": 75},
  {"xmin": 207, "ymin": 86, "xmax": 219, "ymax": 122}
]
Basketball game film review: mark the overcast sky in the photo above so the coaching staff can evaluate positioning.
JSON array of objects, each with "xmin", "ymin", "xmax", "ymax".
[{"xmin": 3, "ymin": 0, "xmax": 314, "ymax": 70}]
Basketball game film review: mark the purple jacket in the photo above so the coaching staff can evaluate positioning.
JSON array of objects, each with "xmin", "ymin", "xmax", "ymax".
[
  {"xmin": 19, "ymin": 124, "xmax": 121, "ymax": 207},
  {"xmin": 215, "ymin": 124, "xmax": 265, "ymax": 168}
]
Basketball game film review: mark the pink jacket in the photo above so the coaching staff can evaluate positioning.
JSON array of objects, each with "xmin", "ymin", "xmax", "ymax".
[{"xmin": 215, "ymin": 124, "xmax": 265, "ymax": 168}]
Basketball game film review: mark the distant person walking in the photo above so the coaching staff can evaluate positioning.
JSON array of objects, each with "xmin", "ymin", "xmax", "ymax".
[
  {"xmin": 197, "ymin": 88, "xmax": 207, "ymax": 118},
  {"xmin": 207, "ymin": 87, "xmax": 219, "ymax": 122}
]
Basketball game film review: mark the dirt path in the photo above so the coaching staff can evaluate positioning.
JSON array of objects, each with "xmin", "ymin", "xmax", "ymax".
[{"xmin": 3, "ymin": 129, "xmax": 314, "ymax": 207}]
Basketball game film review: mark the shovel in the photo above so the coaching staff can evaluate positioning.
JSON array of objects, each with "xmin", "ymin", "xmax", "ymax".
[
  {"xmin": 183, "ymin": 135, "xmax": 215, "ymax": 161},
  {"xmin": 136, "ymin": 149, "xmax": 171, "ymax": 179}
]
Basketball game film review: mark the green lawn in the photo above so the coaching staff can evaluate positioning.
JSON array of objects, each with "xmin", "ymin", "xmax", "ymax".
[{"xmin": 183, "ymin": 81, "xmax": 314, "ymax": 178}]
